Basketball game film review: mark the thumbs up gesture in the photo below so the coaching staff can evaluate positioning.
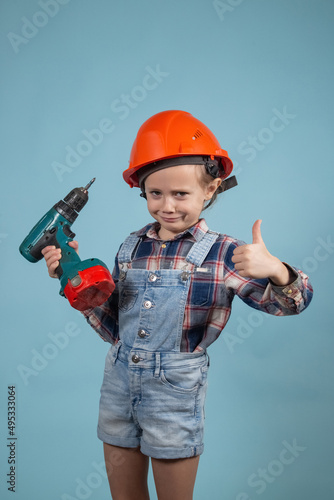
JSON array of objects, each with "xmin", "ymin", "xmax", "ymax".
[{"xmin": 232, "ymin": 220, "xmax": 292, "ymax": 285}]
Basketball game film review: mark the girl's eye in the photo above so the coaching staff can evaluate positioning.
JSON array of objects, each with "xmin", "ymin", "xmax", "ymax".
[{"xmin": 147, "ymin": 191, "xmax": 188, "ymax": 198}]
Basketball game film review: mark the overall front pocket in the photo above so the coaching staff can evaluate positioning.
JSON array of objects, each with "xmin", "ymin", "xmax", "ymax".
[
  {"xmin": 118, "ymin": 289, "xmax": 139, "ymax": 312},
  {"xmin": 159, "ymin": 361, "xmax": 207, "ymax": 394}
]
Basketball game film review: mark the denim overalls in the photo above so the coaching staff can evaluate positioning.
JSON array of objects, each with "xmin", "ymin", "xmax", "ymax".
[{"xmin": 98, "ymin": 229, "xmax": 218, "ymax": 459}]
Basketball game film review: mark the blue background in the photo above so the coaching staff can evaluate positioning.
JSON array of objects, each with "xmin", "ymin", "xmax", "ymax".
[{"xmin": 1, "ymin": 0, "xmax": 333, "ymax": 499}]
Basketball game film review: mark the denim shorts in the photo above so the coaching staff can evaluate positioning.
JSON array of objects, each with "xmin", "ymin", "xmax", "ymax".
[{"xmin": 98, "ymin": 342, "xmax": 209, "ymax": 459}]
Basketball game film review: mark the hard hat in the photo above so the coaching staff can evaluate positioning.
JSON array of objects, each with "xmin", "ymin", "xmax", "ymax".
[{"xmin": 123, "ymin": 110, "xmax": 234, "ymax": 188}]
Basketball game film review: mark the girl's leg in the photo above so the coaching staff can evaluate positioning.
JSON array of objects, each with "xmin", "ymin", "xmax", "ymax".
[
  {"xmin": 151, "ymin": 456, "xmax": 200, "ymax": 500},
  {"xmin": 103, "ymin": 443, "xmax": 150, "ymax": 500}
]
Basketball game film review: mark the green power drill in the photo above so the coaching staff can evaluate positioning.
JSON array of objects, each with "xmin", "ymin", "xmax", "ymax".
[{"xmin": 19, "ymin": 178, "xmax": 115, "ymax": 311}]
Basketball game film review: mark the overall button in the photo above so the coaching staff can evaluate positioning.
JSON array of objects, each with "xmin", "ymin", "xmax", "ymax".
[
  {"xmin": 138, "ymin": 329, "xmax": 147, "ymax": 338},
  {"xmin": 149, "ymin": 273, "xmax": 158, "ymax": 282},
  {"xmin": 132, "ymin": 354, "xmax": 141, "ymax": 363},
  {"xmin": 181, "ymin": 271, "xmax": 190, "ymax": 281},
  {"xmin": 143, "ymin": 300, "xmax": 152, "ymax": 309}
]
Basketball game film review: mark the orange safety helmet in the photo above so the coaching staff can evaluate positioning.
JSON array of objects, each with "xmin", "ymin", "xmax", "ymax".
[{"xmin": 123, "ymin": 110, "xmax": 234, "ymax": 188}]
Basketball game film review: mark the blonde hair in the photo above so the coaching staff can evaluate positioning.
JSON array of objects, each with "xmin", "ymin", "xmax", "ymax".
[{"xmin": 196, "ymin": 165, "xmax": 224, "ymax": 210}]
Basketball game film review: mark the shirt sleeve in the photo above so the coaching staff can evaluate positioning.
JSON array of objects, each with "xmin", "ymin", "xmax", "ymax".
[
  {"xmin": 224, "ymin": 239, "xmax": 313, "ymax": 316},
  {"xmin": 80, "ymin": 253, "xmax": 120, "ymax": 343}
]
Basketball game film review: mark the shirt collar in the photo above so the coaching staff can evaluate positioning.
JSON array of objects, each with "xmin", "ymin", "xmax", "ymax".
[{"xmin": 138, "ymin": 218, "xmax": 209, "ymax": 242}]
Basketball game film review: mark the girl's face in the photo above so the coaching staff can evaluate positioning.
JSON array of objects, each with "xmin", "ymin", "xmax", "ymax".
[{"xmin": 145, "ymin": 164, "xmax": 221, "ymax": 240}]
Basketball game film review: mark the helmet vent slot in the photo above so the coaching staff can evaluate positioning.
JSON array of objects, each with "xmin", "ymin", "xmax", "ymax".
[{"xmin": 192, "ymin": 129, "xmax": 203, "ymax": 140}]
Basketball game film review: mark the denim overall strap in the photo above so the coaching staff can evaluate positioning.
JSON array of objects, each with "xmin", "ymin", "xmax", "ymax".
[
  {"xmin": 185, "ymin": 230, "xmax": 219, "ymax": 268},
  {"xmin": 118, "ymin": 232, "xmax": 141, "ymax": 265}
]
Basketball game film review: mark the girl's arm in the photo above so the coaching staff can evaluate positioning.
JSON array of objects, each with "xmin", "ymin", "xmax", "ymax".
[
  {"xmin": 227, "ymin": 220, "xmax": 313, "ymax": 315},
  {"xmin": 42, "ymin": 242, "xmax": 119, "ymax": 344},
  {"xmin": 232, "ymin": 220, "xmax": 295, "ymax": 285},
  {"xmin": 81, "ymin": 254, "xmax": 120, "ymax": 344}
]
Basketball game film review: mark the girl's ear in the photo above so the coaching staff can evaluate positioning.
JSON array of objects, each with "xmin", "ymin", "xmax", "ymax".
[{"xmin": 204, "ymin": 178, "xmax": 222, "ymax": 200}]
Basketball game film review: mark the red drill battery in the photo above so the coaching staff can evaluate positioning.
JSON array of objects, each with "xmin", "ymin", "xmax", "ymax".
[{"xmin": 63, "ymin": 265, "xmax": 115, "ymax": 311}]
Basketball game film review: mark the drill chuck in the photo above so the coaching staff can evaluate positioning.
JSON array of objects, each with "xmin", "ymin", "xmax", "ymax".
[{"xmin": 54, "ymin": 178, "xmax": 96, "ymax": 224}]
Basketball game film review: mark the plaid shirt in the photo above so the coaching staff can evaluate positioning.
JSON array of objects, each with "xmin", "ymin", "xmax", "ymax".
[{"xmin": 83, "ymin": 219, "xmax": 313, "ymax": 352}]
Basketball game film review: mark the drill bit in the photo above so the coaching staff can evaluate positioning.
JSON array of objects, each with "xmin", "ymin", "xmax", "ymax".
[{"xmin": 84, "ymin": 178, "xmax": 96, "ymax": 191}]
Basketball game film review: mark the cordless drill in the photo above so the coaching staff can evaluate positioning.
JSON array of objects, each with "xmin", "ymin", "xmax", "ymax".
[{"xmin": 19, "ymin": 178, "xmax": 115, "ymax": 311}]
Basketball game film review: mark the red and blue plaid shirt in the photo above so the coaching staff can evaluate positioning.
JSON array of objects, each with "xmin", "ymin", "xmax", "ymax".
[{"xmin": 83, "ymin": 219, "xmax": 313, "ymax": 352}]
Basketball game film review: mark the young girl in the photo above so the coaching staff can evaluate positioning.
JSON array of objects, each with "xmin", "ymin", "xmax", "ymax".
[{"xmin": 42, "ymin": 110, "xmax": 313, "ymax": 500}]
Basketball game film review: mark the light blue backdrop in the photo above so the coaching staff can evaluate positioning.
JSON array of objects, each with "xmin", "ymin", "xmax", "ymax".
[{"xmin": 1, "ymin": 1, "xmax": 333, "ymax": 499}]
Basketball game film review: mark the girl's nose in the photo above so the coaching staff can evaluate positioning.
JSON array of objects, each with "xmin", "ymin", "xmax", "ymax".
[{"xmin": 161, "ymin": 196, "xmax": 175, "ymax": 212}]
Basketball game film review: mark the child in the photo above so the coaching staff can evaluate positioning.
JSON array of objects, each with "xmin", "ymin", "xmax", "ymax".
[{"xmin": 42, "ymin": 110, "xmax": 313, "ymax": 500}]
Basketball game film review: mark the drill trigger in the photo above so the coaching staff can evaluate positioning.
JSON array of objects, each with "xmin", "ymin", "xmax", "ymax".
[{"xmin": 63, "ymin": 225, "xmax": 76, "ymax": 239}]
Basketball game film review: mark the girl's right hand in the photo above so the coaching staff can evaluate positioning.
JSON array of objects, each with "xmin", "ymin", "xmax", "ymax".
[{"xmin": 41, "ymin": 241, "xmax": 79, "ymax": 278}]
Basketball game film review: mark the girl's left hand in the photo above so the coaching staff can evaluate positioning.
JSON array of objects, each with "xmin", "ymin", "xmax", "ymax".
[{"xmin": 231, "ymin": 220, "xmax": 291, "ymax": 285}]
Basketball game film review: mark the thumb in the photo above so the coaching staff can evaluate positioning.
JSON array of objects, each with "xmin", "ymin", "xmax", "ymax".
[{"xmin": 252, "ymin": 219, "xmax": 264, "ymax": 244}]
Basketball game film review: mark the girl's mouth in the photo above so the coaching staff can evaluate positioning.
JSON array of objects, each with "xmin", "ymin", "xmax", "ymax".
[{"xmin": 161, "ymin": 217, "xmax": 180, "ymax": 223}]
